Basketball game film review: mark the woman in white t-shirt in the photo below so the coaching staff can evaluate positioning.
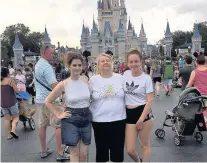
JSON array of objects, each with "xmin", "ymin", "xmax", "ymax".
[
  {"xmin": 15, "ymin": 69, "xmax": 26, "ymax": 91},
  {"xmin": 123, "ymin": 49, "xmax": 154, "ymax": 162},
  {"xmin": 89, "ymin": 53, "xmax": 126, "ymax": 162}
]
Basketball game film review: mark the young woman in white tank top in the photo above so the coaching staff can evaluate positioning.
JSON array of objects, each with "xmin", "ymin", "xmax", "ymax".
[{"xmin": 45, "ymin": 53, "xmax": 92, "ymax": 162}]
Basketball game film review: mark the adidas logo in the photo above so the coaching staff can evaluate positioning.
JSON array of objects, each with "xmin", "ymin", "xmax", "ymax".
[{"xmin": 126, "ymin": 81, "xmax": 139, "ymax": 92}]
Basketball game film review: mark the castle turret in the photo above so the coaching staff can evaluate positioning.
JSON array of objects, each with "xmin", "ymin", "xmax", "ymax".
[
  {"xmin": 164, "ymin": 20, "xmax": 173, "ymax": 57},
  {"xmin": 192, "ymin": 23, "xmax": 202, "ymax": 53},
  {"xmin": 80, "ymin": 21, "xmax": 88, "ymax": 52},
  {"xmin": 91, "ymin": 16, "xmax": 100, "ymax": 56},
  {"xmin": 117, "ymin": 19, "xmax": 126, "ymax": 58},
  {"xmin": 13, "ymin": 34, "xmax": 23, "ymax": 68},
  {"xmin": 112, "ymin": 0, "xmax": 119, "ymax": 8},
  {"xmin": 139, "ymin": 21, "xmax": 147, "ymax": 55},
  {"xmin": 43, "ymin": 26, "xmax": 51, "ymax": 46}
]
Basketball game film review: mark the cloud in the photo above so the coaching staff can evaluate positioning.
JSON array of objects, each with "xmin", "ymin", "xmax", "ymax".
[
  {"xmin": 0, "ymin": 0, "xmax": 206, "ymax": 47},
  {"xmin": 49, "ymin": 2, "xmax": 58, "ymax": 9}
]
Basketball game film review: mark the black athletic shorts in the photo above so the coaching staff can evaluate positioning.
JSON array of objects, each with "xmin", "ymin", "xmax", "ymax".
[
  {"xmin": 126, "ymin": 104, "xmax": 154, "ymax": 124},
  {"xmin": 153, "ymin": 77, "xmax": 161, "ymax": 83}
]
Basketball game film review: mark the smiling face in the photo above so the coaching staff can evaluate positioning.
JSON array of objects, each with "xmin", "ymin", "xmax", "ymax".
[
  {"xmin": 127, "ymin": 54, "xmax": 142, "ymax": 72},
  {"xmin": 68, "ymin": 59, "xmax": 83, "ymax": 77},
  {"xmin": 98, "ymin": 55, "xmax": 112, "ymax": 73}
]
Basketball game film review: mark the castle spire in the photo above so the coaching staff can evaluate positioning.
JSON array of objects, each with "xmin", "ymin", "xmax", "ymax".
[
  {"xmin": 13, "ymin": 34, "xmax": 23, "ymax": 49},
  {"xmin": 43, "ymin": 25, "xmax": 51, "ymax": 46},
  {"xmin": 128, "ymin": 17, "xmax": 132, "ymax": 30},
  {"xmin": 165, "ymin": 20, "xmax": 172, "ymax": 36},
  {"xmin": 81, "ymin": 20, "xmax": 86, "ymax": 37},
  {"xmin": 192, "ymin": 23, "xmax": 201, "ymax": 39},
  {"xmin": 92, "ymin": 15, "xmax": 98, "ymax": 34},
  {"xmin": 139, "ymin": 20, "xmax": 146, "ymax": 37}
]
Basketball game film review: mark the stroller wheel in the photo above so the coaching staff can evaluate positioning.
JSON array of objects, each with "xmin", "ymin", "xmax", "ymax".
[
  {"xmin": 195, "ymin": 132, "xmax": 203, "ymax": 142},
  {"xmin": 174, "ymin": 135, "xmax": 184, "ymax": 146},
  {"xmin": 155, "ymin": 129, "xmax": 165, "ymax": 138},
  {"xmin": 28, "ymin": 118, "xmax": 35, "ymax": 130}
]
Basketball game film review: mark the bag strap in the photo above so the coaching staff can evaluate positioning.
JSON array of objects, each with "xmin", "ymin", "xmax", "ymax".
[{"xmin": 34, "ymin": 70, "xmax": 52, "ymax": 92}]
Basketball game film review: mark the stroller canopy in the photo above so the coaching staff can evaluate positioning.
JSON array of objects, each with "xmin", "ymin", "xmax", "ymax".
[{"xmin": 173, "ymin": 87, "xmax": 202, "ymax": 121}]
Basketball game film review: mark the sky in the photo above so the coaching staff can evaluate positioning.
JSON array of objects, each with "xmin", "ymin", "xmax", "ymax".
[{"xmin": 0, "ymin": 0, "xmax": 206, "ymax": 48}]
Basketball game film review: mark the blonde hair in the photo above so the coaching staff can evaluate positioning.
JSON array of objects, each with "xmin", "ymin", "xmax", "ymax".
[
  {"xmin": 96, "ymin": 53, "xmax": 113, "ymax": 75},
  {"xmin": 151, "ymin": 59, "xmax": 157, "ymax": 70}
]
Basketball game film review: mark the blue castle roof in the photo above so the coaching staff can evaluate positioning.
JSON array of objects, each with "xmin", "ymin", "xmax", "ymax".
[
  {"xmin": 128, "ymin": 19, "xmax": 133, "ymax": 30},
  {"xmin": 43, "ymin": 26, "xmax": 51, "ymax": 42},
  {"xmin": 192, "ymin": 23, "xmax": 201, "ymax": 39},
  {"xmin": 13, "ymin": 34, "xmax": 23, "ymax": 49},
  {"xmin": 165, "ymin": 21, "xmax": 172, "ymax": 36},
  {"xmin": 139, "ymin": 23, "xmax": 146, "ymax": 36},
  {"xmin": 92, "ymin": 17, "xmax": 99, "ymax": 34}
]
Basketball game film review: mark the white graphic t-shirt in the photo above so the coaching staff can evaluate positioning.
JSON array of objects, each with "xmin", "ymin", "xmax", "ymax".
[
  {"xmin": 89, "ymin": 73, "xmax": 126, "ymax": 122},
  {"xmin": 123, "ymin": 70, "xmax": 153, "ymax": 106}
]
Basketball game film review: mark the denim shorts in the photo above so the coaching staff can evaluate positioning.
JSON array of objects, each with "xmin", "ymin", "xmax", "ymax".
[
  {"xmin": 163, "ymin": 79, "xmax": 173, "ymax": 85},
  {"xmin": 61, "ymin": 107, "xmax": 92, "ymax": 146},
  {"xmin": 1, "ymin": 103, "xmax": 19, "ymax": 116}
]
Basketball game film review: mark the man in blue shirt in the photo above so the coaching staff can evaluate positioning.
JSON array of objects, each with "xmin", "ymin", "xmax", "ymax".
[{"xmin": 35, "ymin": 45, "xmax": 69, "ymax": 161}]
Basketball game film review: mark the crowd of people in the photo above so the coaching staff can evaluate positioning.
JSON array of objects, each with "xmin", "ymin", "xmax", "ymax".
[{"xmin": 1, "ymin": 45, "xmax": 207, "ymax": 162}]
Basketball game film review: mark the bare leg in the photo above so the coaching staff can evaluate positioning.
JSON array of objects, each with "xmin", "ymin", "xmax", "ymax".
[
  {"xmin": 56, "ymin": 128, "xmax": 63, "ymax": 154},
  {"xmin": 70, "ymin": 141, "xmax": 80, "ymax": 162},
  {"xmin": 155, "ymin": 82, "xmax": 160, "ymax": 96},
  {"xmin": 39, "ymin": 127, "xmax": 47, "ymax": 152},
  {"xmin": 126, "ymin": 124, "xmax": 140, "ymax": 162},
  {"xmin": 79, "ymin": 140, "xmax": 89, "ymax": 162},
  {"xmin": 11, "ymin": 114, "xmax": 19, "ymax": 133},
  {"xmin": 138, "ymin": 119, "xmax": 154, "ymax": 162},
  {"xmin": 4, "ymin": 115, "xmax": 12, "ymax": 138}
]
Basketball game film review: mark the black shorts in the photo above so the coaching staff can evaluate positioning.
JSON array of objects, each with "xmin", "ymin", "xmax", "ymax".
[
  {"xmin": 26, "ymin": 87, "xmax": 35, "ymax": 96},
  {"xmin": 153, "ymin": 77, "xmax": 161, "ymax": 83},
  {"xmin": 126, "ymin": 105, "xmax": 154, "ymax": 124}
]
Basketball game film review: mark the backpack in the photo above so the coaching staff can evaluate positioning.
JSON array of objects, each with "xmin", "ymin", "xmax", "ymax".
[{"xmin": 163, "ymin": 62, "xmax": 174, "ymax": 79}]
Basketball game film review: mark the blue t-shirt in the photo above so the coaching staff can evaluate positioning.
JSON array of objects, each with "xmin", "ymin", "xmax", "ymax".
[
  {"xmin": 178, "ymin": 60, "xmax": 185, "ymax": 68},
  {"xmin": 34, "ymin": 58, "xmax": 57, "ymax": 104}
]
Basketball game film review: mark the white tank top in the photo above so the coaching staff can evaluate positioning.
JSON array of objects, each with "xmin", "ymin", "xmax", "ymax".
[{"xmin": 64, "ymin": 79, "xmax": 90, "ymax": 108}]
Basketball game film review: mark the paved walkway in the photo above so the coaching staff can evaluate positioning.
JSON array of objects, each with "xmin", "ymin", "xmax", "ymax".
[{"xmin": 1, "ymin": 89, "xmax": 207, "ymax": 162}]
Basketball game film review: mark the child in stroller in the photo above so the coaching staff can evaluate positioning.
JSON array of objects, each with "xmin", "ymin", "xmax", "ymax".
[
  {"xmin": 155, "ymin": 87, "xmax": 207, "ymax": 146},
  {"xmin": 16, "ymin": 91, "xmax": 36, "ymax": 130},
  {"xmin": 173, "ymin": 66, "xmax": 182, "ymax": 88}
]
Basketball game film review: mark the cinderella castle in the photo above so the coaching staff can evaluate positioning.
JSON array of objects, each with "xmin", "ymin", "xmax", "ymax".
[{"xmin": 80, "ymin": 0, "xmax": 148, "ymax": 61}]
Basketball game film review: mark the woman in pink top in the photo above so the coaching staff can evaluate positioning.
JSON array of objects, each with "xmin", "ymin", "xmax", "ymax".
[{"xmin": 187, "ymin": 55, "xmax": 207, "ymax": 106}]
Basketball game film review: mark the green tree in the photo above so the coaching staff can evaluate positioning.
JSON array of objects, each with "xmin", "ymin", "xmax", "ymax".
[
  {"xmin": 172, "ymin": 31, "xmax": 193, "ymax": 49},
  {"xmin": 172, "ymin": 22, "xmax": 207, "ymax": 51},
  {"xmin": 26, "ymin": 32, "xmax": 44, "ymax": 52},
  {"xmin": 1, "ymin": 23, "xmax": 44, "ymax": 59},
  {"xmin": 198, "ymin": 21, "xmax": 207, "ymax": 51}
]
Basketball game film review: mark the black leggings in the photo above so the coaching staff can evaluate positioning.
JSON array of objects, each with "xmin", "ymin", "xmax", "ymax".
[{"xmin": 92, "ymin": 119, "xmax": 126, "ymax": 162}]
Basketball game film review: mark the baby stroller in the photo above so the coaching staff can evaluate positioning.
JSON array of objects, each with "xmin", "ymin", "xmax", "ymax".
[
  {"xmin": 155, "ymin": 87, "xmax": 207, "ymax": 146},
  {"xmin": 16, "ymin": 91, "xmax": 36, "ymax": 131}
]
